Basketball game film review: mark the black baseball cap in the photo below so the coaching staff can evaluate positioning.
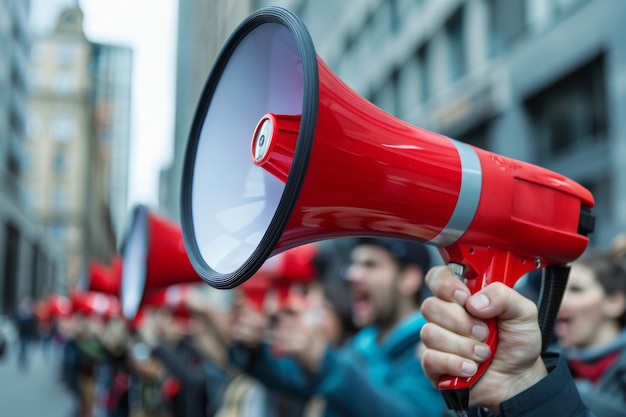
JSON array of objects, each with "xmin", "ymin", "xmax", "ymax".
[{"xmin": 356, "ymin": 237, "xmax": 431, "ymax": 272}]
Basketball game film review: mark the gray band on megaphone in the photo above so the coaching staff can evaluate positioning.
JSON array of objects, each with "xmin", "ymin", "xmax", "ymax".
[{"xmin": 429, "ymin": 139, "xmax": 482, "ymax": 247}]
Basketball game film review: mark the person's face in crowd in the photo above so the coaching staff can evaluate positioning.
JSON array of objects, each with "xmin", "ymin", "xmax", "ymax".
[
  {"xmin": 104, "ymin": 317, "xmax": 129, "ymax": 348},
  {"xmin": 556, "ymin": 262, "xmax": 618, "ymax": 349},
  {"xmin": 299, "ymin": 283, "xmax": 344, "ymax": 346},
  {"xmin": 345, "ymin": 244, "xmax": 402, "ymax": 328}
]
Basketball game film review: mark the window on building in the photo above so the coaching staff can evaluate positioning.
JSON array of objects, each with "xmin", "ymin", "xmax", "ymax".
[
  {"xmin": 374, "ymin": 69, "xmax": 400, "ymax": 116},
  {"xmin": 526, "ymin": 0, "xmax": 587, "ymax": 32},
  {"xmin": 21, "ymin": 187, "xmax": 35, "ymax": 214},
  {"xmin": 417, "ymin": 43, "xmax": 430, "ymax": 103},
  {"xmin": 525, "ymin": 0, "xmax": 554, "ymax": 32},
  {"xmin": 21, "ymin": 153, "xmax": 34, "ymax": 173},
  {"xmin": 27, "ymin": 69, "xmax": 44, "ymax": 92},
  {"xmin": 0, "ymin": 58, "xmax": 8, "ymax": 84},
  {"xmin": 2, "ymin": 223, "xmax": 19, "ymax": 313},
  {"xmin": 49, "ymin": 115, "xmax": 77, "ymax": 142},
  {"xmin": 487, "ymin": 0, "xmax": 526, "ymax": 56},
  {"xmin": 52, "ymin": 70, "xmax": 77, "ymax": 95},
  {"xmin": 49, "ymin": 220, "xmax": 68, "ymax": 242},
  {"xmin": 56, "ymin": 41, "xmax": 79, "ymax": 65},
  {"xmin": 446, "ymin": 7, "xmax": 466, "ymax": 83},
  {"xmin": 397, "ymin": 56, "xmax": 420, "ymax": 119},
  {"xmin": 525, "ymin": 54, "xmax": 608, "ymax": 159},
  {"xmin": 30, "ymin": 43, "xmax": 45, "ymax": 63},
  {"xmin": 53, "ymin": 150, "xmax": 68, "ymax": 175},
  {"xmin": 389, "ymin": 0, "xmax": 400, "ymax": 33},
  {"xmin": 51, "ymin": 187, "xmax": 69, "ymax": 212},
  {"xmin": 26, "ymin": 115, "xmax": 41, "ymax": 139}
]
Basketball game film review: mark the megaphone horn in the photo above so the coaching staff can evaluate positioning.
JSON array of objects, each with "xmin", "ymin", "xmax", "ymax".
[
  {"xmin": 120, "ymin": 205, "xmax": 202, "ymax": 319},
  {"xmin": 87, "ymin": 256, "xmax": 122, "ymax": 297},
  {"xmin": 179, "ymin": 6, "xmax": 595, "ymax": 409}
]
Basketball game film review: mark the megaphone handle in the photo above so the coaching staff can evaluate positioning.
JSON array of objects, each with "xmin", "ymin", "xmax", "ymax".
[
  {"xmin": 438, "ymin": 317, "xmax": 498, "ymax": 410},
  {"xmin": 437, "ymin": 247, "xmax": 537, "ymax": 410}
]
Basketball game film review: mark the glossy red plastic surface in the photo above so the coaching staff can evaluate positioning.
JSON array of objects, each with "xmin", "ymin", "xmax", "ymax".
[
  {"xmin": 256, "ymin": 55, "xmax": 594, "ymax": 398},
  {"xmin": 252, "ymin": 113, "xmax": 300, "ymax": 182},
  {"xmin": 266, "ymin": 58, "xmax": 592, "ymax": 264},
  {"xmin": 144, "ymin": 211, "xmax": 204, "ymax": 291},
  {"xmin": 88, "ymin": 257, "xmax": 122, "ymax": 297}
]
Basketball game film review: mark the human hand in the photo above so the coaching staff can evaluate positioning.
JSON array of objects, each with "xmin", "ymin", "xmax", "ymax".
[
  {"xmin": 269, "ymin": 296, "xmax": 327, "ymax": 374},
  {"xmin": 185, "ymin": 285, "xmax": 208, "ymax": 315},
  {"xmin": 230, "ymin": 303, "xmax": 267, "ymax": 349},
  {"xmin": 419, "ymin": 266, "xmax": 547, "ymax": 413},
  {"xmin": 137, "ymin": 311, "xmax": 160, "ymax": 349}
]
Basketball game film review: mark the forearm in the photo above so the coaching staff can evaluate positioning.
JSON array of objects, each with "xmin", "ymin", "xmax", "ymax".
[{"xmin": 229, "ymin": 344, "xmax": 315, "ymax": 399}]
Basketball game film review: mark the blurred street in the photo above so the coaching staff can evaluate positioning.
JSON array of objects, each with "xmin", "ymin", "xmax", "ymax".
[{"xmin": 0, "ymin": 320, "xmax": 76, "ymax": 417}]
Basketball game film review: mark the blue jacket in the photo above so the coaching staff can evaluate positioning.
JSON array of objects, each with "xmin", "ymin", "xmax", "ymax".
[{"xmin": 230, "ymin": 311, "xmax": 445, "ymax": 417}]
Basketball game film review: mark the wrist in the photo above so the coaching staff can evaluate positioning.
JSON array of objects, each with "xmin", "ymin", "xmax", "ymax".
[{"xmin": 482, "ymin": 357, "xmax": 548, "ymax": 413}]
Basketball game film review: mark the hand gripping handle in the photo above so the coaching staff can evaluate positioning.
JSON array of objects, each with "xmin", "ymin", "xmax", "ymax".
[{"xmin": 437, "ymin": 246, "xmax": 540, "ymax": 410}]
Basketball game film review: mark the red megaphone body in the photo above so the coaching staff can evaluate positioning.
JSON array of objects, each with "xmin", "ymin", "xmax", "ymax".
[
  {"xmin": 70, "ymin": 290, "xmax": 121, "ymax": 319},
  {"xmin": 179, "ymin": 7, "xmax": 595, "ymax": 410},
  {"xmin": 48, "ymin": 294, "xmax": 72, "ymax": 319},
  {"xmin": 120, "ymin": 205, "xmax": 203, "ymax": 319},
  {"xmin": 87, "ymin": 256, "xmax": 123, "ymax": 297},
  {"xmin": 141, "ymin": 284, "xmax": 193, "ymax": 318}
]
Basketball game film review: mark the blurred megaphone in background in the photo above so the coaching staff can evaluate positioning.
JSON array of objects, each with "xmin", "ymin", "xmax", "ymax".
[
  {"xmin": 87, "ymin": 256, "xmax": 123, "ymax": 297},
  {"xmin": 70, "ymin": 290, "xmax": 121, "ymax": 319},
  {"xmin": 120, "ymin": 205, "xmax": 202, "ymax": 320},
  {"xmin": 141, "ymin": 284, "xmax": 193, "ymax": 318},
  {"xmin": 178, "ymin": 6, "xmax": 595, "ymax": 409},
  {"xmin": 240, "ymin": 242, "xmax": 319, "ymax": 312},
  {"xmin": 49, "ymin": 294, "xmax": 72, "ymax": 319}
]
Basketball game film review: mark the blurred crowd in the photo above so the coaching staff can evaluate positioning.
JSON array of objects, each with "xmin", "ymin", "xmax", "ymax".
[{"xmin": 3, "ymin": 232, "xmax": 626, "ymax": 417}]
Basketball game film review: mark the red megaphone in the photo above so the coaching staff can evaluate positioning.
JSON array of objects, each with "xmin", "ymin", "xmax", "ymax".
[
  {"xmin": 87, "ymin": 256, "xmax": 122, "ymax": 297},
  {"xmin": 70, "ymin": 290, "xmax": 121, "ymax": 319},
  {"xmin": 120, "ymin": 205, "xmax": 202, "ymax": 319},
  {"xmin": 141, "ymin": 285, "xmax": 193, "ymax": 318},
  {"xmin": 239, "ymin": 274, "xmax": 271, "ymax": 311},
  {"xmin": 179, "ymin": 6, "xmax": 595, "ymax": 409},
  {"xmin": 48, "ymin": 294, "xmax": 72, "ymax": 319},
  {"xmin": 237, "ymin": 243, "xmax": 318, "ymax": 311}
]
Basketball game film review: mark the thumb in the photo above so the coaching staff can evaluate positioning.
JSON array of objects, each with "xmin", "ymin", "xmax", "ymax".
[{"xmin": 465, "ymin": 282, "xmax": 538, "ymax": 324}]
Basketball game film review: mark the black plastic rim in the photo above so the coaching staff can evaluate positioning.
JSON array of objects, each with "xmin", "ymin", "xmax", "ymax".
[{"xmin": 179, "ymin": 7, "xmax": 319, "ymax": 289}]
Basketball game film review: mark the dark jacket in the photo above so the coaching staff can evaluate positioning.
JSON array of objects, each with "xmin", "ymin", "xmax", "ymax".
[
  {"xmin": 470, "ymin": 353, "xmax": 594, "ymax": 417},
  {"xmin": 152, "ymin": 339, "xmax": 209, "ymax": 417},
  {"xmin": 565, "ymin": 330, "xmax": 626, "ymax": 417}
]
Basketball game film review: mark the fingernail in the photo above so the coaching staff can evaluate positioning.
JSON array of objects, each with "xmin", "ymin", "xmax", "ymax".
[
  {"xmin": 471, "ymin": 324, "xmax": 488, "ymax": 341},
  {"xmin": 469, "ymin": 293, "xmax": 490, "ymax": 310},
  {"xmin": 474, "ymin": 344, "xmax": 490, "ymax": 360},
  {"xmin": 461, "ymin": 361, "xmax": 477, "ymax": 376},
  {"xmin": 454, "ymin": 290, "xmax": 469, "ymax": 305}
]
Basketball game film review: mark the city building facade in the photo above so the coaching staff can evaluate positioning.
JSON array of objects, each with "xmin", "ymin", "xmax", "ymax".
[
  {"xmin": 25, "ymin": 5, "xmax": 130, "ymax": 291},
  {"xmin": 0, "ymin": 0, "xmax": 58, "ymax": 314}
]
